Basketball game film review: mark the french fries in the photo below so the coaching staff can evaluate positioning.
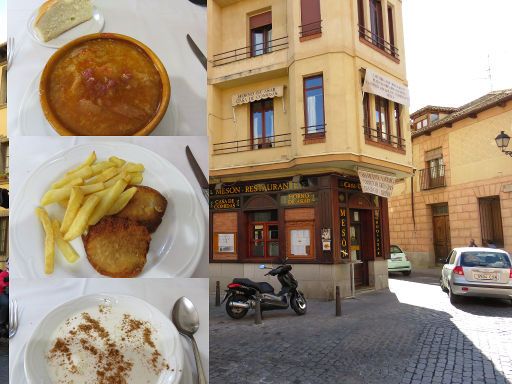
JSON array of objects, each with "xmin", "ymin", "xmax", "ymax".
[
  {"xmin": 52, "ymin": 219, "xmax": 80, "ymax": 263},
  {"xmin": 64, "ymin": 195, "xmax": 101, "ymax": 241},
  {"xmin": 35, "ymin": 207, "xmax": 54, "ymax": 274},
  {"xmin": 36, "ymin": 151, "xmax": 146, "ymax": 273},
  {"xmin": 60, "ymin": 187, "xmax": 84, "ymax": 233}
]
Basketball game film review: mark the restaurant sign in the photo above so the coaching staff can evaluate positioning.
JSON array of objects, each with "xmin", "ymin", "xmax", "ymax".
[
  {"xmin": 340, "ymin": 208, "xmax": 349, "ymax": 259},
  {"xmin": 280, "ymin": 192, "xmax": 316, "ymax": 206},
  {"xmin": 231, "ymin": 86, "xmax": 284, "ymax": 106},
  {"xmin": 210, "ymin": 197, "xmax": 241, "ymax": 210},
  {"xmin": 362, "ymin": 68, "xmax": 410, "ymax": 106},
  {"xmin": 210, "ymin": 181, "xmax": 302, "ymax": 196},
  {"xmin": 357, "ymin": 169, "xmax": 396, "ymax": 198},
  {"xmin": 374, "ymin": 210, "xmax": 382, "ymax": 258}
]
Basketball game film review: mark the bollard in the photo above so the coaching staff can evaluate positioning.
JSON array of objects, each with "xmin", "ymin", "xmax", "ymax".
[
  {"xmin": 254, "ymin": 298, "xmax": 262, "ymax": 325},
  {"xmin": 335, "ymin": 286, "xmax": 341, "ymax": 317},
  {"xmin": 215, "ymin": 281, "xmax": 220, "ymax": 307}
]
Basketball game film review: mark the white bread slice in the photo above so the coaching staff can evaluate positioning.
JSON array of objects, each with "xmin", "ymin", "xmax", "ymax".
[{"xmin": 34, "ymin": 0, "xmax": 93, "ymax": 42}]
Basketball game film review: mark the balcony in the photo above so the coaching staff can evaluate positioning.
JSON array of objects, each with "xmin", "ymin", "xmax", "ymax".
[
  {"xmin": 358, "ymin": 25, "xmax": 399, "ymax": 60},
  {"xmin": 364, "ymin": 126, "xmax": 405, "ymax": 152},
  {"xmin": 301, "ymin": 124, "xmax": 326, "ymax": 143},
  {"xmin": 213, "ymin": 133, "xmax": 291, "ymax": 154},
  {"xmin": 212, "ymin": 36, "xmax": 289, "ymax": 67},
  {"xmin": 419, "ymin": 165, "xmax": 446, "ymax": 190},
  {"xmin": 299, "ymin": 20, "xmax": 322, "ymax": 40}
]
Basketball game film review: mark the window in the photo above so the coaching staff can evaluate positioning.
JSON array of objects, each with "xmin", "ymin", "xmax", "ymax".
[
  {"xmin": 357, "ymin": 0, "xmax": 365, "ymax": 37},
  {"xmin": 250, "ymin": 99, "xmax": 274, "ymax": 149},
  {"xmin": 387, "ymin": 5, "xmax": 395, "ymax": 53},
  {"xmin": 0, "ymin": 65, "xmax": 6, "ymax": 107},
  {"xmin": 479, "ymin": 197, "xmax": 504, "ymax": 248},
  {"xmin": 363, "ymin": 92, "xmax": 370, "ymax": 129},
  {"xmin": 375, "ymin": 95, "xmax": 389, "ymax": 142},
  {"xmin": 249, "ymin": 211, "xmax": 279, "ymax": 258},
  {"xmin": 250, "ymin": 12, "xmax": 272, "ymax": 56},
  {"xmin": 430, "ymin": 113, "xmax": 439, "ymax": 123},
  {"xmin": 0, "ymin": 141, "xmax": 8, "ymax": 177},
  {"xmin": 303, "ymin": 75, "xmax": 325, "ymax": 136},
  {"xmin": 420, "ymin": 148, "xmax": 445, "ymax": 190},
  {"xmin": 415, "ymin": 118, "xmax": 428, "ymax": 130},
  {"xmin": 300, "ymin": 0, "xmax": 321, "ymax": 38},
  {"xmin": 394, "ymin": 103, "xmax": 402, "ymax": 147},
  {"xmin": 0, "ymin": 216, "xmax": 7, "ymax": 258},
  {"xmin": 369, "ymin": 0, "xmax": 384, "ymax": 48}
]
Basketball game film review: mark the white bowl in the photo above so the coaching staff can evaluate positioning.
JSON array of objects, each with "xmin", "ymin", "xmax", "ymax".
[{"xmin": 24, "ymin": 293, "xmax": 184, "ymax": 384}]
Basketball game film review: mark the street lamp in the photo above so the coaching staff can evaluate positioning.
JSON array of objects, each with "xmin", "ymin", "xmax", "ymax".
[{"xmin": 495, "ymin": 131, "xmax": 512, "ymax": 157}]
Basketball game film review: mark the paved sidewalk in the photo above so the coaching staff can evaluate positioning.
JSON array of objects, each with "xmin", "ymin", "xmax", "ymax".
[{"xmin": 210, "ymin": 273, "xmax": 512, "ymax": 384}]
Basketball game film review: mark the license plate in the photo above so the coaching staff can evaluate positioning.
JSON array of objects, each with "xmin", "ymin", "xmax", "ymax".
[{"xmin": 473, "ymin": 273, "xmax": 498, "ymax": 281}]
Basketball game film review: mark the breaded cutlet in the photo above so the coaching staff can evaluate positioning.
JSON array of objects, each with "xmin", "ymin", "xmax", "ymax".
[
  {"xmin": 114, "ymin": 185, "xmax": 167, "ymax": 233},
  {"xmin": 84, "ymin": 216, "xmax": 150, "ymax": 278}
]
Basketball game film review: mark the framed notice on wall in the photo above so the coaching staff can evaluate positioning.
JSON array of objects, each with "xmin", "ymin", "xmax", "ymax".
[
  {"xmin": 215, "ymin": 233, "xmax": 236, "ymax": 253},
  {"xmin": 291, "ymin": 229, "xmax": 310, "ymax": 256}
]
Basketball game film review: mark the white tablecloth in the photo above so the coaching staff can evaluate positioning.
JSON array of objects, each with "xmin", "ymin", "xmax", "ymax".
[
  {"xmin": 7, "ymin": 0, "xmax": 206, "ymax": 136},
  {"xmin": 9, "ymin": 278, "xmax": 209, "ymax": 382},
  {"xmin": 9, "ymin": 136, "xmax": 209, "ymax": 278}
]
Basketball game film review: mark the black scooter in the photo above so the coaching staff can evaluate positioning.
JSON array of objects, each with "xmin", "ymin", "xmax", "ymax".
[{"xmin": 222, "ymin": 258, "xmax": 307, "ymax": 319}]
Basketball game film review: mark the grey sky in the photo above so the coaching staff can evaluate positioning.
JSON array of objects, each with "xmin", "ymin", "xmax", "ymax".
[{"xmin": 403, "ymin": 0, "xmax": 512, "ymax": 112}]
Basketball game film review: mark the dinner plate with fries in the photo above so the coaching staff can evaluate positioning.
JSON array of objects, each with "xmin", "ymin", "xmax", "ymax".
[{"xmin": 11, "ymin": 142, "xmax": 205, "ymax": 278}]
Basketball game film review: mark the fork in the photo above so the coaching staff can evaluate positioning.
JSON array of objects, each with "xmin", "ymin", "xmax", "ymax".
[
  {"xmin": 7, "ymin": 37, "xmax": 15, "ymax": 71},
  {"xmin": 9, "ymin": 299, "xmax": 18, "ymax": 338}
]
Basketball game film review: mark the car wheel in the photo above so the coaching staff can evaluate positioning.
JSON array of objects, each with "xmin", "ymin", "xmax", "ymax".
[
  {"xmin": 402, "ymin": 270, "xmax": 411, "ymax": 276},
  {"xmin": 449, "ymin": 287, "xmax": 462, "ymax": 305},
  {"xmin": 440, "ymin": 277, "xmax": 448, "ymax": 293}
]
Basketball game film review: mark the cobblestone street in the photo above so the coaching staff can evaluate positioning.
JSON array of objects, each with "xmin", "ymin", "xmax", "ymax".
[{"xmin": 210, "ymin": 271, "xmax": 512, "ymax": 384}]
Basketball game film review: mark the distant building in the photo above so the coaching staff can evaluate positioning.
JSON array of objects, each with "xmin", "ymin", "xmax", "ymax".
[
  {"xmin": 208, "ymin": 0, "xmax": 414, "ymax": 298},
  {"xmin": 389, "ymin": 90, "xmax": 512, "ymax": 267}
]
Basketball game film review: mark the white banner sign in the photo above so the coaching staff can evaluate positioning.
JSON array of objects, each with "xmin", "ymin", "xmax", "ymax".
[
  {"xmin": 362, "ymin": 69, "xmax": 410, "ymax": 106},
  {"xmin": 357, "ymin": 169, "xmax": 396, "ymax": 198},
  {"xmin": 231, "ymin": 86, "xmax": 284, "ymax": 106}
]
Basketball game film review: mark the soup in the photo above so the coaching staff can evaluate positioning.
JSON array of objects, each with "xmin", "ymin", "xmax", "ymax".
[{"xmin": 45, "ymin": 38, "xmax": 163, "ymax": 136}]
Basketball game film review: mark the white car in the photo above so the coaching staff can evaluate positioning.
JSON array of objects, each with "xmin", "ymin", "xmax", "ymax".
[
  {"xmin": 440, "ymin": 247, "xmax": 512, "ymax": 305},
  {"xmin": 388, "ymin": 245, "xmax": 412, "ymax": 276}
]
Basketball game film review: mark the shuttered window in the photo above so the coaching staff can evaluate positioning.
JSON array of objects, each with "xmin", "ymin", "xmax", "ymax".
[{"xmin": 300, "ymin": 0, "xmax": 321, "ymax": 38}]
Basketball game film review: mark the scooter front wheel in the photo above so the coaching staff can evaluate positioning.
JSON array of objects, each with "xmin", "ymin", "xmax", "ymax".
[
  {"xmin": 290, "ymin": 291, "xmax": 307, "ymax": 315},
  {"xmin": 225, "ymin": 294, "xmax": 249, "ymax": 319}
]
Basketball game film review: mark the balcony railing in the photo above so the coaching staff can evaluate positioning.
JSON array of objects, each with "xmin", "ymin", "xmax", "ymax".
[
  {"xmin": 419, "ymin": 166, "xmax": 446, "ymax": 190},
  {"xmin": 364, "ymin": 126, "xmax": 405, "ymax": 150},
  {"xmin": 299, "ymin": 20, "xmax": 322, "ymax": 38},
  {"xmin": 212, "ymin": 133, "xmax": 291, "ymax": 154},
  {"xmin": 301, "ymin": 124, "xmax": 326, "ymax": 138},
  {"xmin": 212, "ymin": 36, "xmax": 289, "ymax": 67},
  {"xmin": 358, "ymin": 25, "xmax": 399, "ymax": 59}
]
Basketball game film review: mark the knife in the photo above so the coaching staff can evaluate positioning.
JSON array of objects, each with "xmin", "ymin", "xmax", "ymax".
[
  {"xmin": 186, "ymin": 34, "xmax": 207, "ymax": 70},
  {"xmin": 186, "ymin": 145, "xmax": 209, "ymax": 203}
]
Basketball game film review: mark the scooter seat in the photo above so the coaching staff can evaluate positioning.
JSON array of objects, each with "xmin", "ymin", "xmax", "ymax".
[{"xmin": 233, "ymin": 278, "xmax": 275, "ymax": 294}]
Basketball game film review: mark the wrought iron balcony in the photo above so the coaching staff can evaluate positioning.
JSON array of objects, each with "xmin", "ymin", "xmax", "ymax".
[
  {"xmin": 212, "ymin": 36, "xmax": 288, "ymax": 67},
  {"xmin": 299, "ymin": 20, "xmax": 322, "ymax": 38},
  {"xmin": 358, "ymin": 25, "xmax": 399, "ymax": 59},
  {"xmin": 419, "ymin": 165, "xmax": 446, "ymax": 190},
  {"xmin": 301, "ymin": 124, "xmax": 326, "ymax": 139},
  {"xmin": 363, "ymin": 126, "xmax": 405, "ymax": 150},
  {"xmin": 212, "ymin": 133, "xmax": 291, "ymax": 154}
]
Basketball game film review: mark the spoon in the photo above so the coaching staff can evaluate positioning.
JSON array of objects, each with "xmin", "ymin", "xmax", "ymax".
[{"xmin": 172, "ymin": 297, "xmax": 206, "ymax": 384}]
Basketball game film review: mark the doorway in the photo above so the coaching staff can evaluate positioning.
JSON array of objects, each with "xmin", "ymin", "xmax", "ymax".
[
  {"xmin": 432, "ymin": 204, "xmax": 451, "ymax": 264},
  {"xmin": 350, "ymin": 209, "xmax": 371, "ymax": 286}
]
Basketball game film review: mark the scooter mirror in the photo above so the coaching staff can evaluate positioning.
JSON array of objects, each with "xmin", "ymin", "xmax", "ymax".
[{"xmin": 258, "ymin": 264, "xmax": 266, "ymax": 269}]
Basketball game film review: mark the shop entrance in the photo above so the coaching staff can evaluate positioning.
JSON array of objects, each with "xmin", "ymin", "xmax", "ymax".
[
  {"xmin": 432, "ymin": 204, "xmax": 450, "ymax": 265},
  {"xmin": 350, "ymin": 209, "xmax": 371, "ymax": 287}
]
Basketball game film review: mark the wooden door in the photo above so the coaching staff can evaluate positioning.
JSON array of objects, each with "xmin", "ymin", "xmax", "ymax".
[
  {"xmin": 433, "ymin": 210, "xmax": 450, "ymax": 264},
  {"xmin": 350, "ymin": 209, "xmax": 370, "ymax": 287}
]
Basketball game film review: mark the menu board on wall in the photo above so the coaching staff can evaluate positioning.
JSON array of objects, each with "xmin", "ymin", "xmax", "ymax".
[
  {"xmin": 218, "ymin": 233, "xmax": 235, "ymax": 253},
  {"xmin": 291, "ymin": 229, "xmax": 310, "ymax": 256},
  {"xmin": 340, "ymin": 208, "xmax": 349, "ymax": 259}
]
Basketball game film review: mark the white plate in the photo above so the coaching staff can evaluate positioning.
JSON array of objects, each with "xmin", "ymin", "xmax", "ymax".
[
  {"xmin": 18, "ymin": 72, "xmax": 57, "ymax": 136},
  {"xmin": 23, "ymin": 294, "xmax": 185, "ymax": 384},
  {"xmin": 11, "ymin": 142, "xmax": 205, "ymax": 278},
  {"xmin": 27, "ymin": 6, "xmax": 105, "ymax": 49}
]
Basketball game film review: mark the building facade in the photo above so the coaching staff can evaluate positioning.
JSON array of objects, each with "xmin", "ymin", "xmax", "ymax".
[
  {"xmin": 0, "ymin": 42, "xmax": 8, "ymax": 270},
  {"xmin": 389, "ymin": 90, "xmax": 512, "ymax": 268},
  {"xmin": 208, "ymin": 0, "xmax": 413, "ymax": 298}
]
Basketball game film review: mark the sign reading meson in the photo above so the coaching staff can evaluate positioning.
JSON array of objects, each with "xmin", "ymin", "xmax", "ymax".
[
  {"xmin": 231, "ymin": 86, "xmax": 284, "ymax": 106},
  {"xmin": 210, "ymin": 181, "xmax": 302, "ymax": 196},
  {"xmin": 357, "ymin": 170, "xmax": 396, "ymax": 198}
]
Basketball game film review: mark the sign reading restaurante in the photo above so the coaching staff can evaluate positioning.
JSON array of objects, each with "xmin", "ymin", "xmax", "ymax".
[{"xmin": 210, "ymin": 181, "xmax": 302, "ymax": 196}]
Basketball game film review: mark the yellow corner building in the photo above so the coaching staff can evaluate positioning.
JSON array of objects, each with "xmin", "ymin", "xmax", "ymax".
[{"xmin": 208, "ymin": 0, "xmax": 413, "ymax": 298}]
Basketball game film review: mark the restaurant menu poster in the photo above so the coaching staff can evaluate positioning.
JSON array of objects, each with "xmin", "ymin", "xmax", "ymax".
[
  {"xmin": 291, "ymin": 229, "xmax": 310, "ymax": 256},
  {"xmin": 218, "ymin": 233, "xmax": 235, "ymax": 253}
]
